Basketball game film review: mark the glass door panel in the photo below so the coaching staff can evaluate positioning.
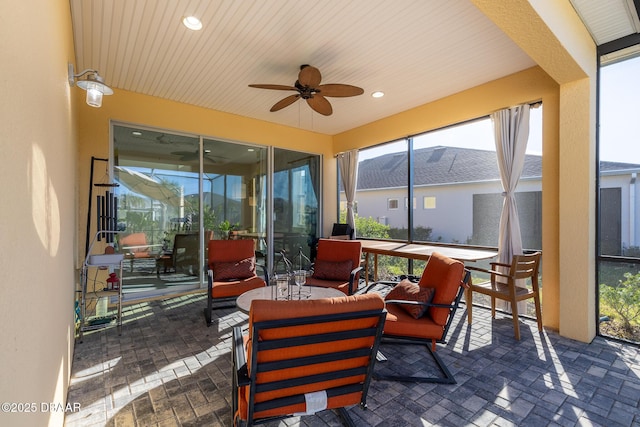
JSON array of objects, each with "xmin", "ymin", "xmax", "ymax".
[
  {"xmin": 113, "ymin": 125, "xmax": 201, "ymax": 300},
  {"xmin": 202, "ymin": 138, "xmax": 268, "ymax": 266},
  {"xmin": 273, "ymin": 148, "xmax": 320, "ymax": 272},
  {"xmin": 112, "ymin": 125, "xmax": 318, "ymax": 299}
]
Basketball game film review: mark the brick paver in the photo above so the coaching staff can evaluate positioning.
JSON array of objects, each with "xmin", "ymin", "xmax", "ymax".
[{"xmin": 65, "ymin": 293, "xmax": 640, "ymax": 426}]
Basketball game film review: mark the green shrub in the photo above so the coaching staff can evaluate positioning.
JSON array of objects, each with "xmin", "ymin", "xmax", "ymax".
[{"xmin": 600, "ymin": 272, "xmax": 640, "ymax": 333}]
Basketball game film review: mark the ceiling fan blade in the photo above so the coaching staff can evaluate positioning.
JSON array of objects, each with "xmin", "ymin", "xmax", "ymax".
[
  {"xmin": 270, "ymin": 94, "xmax": 300, "ymax": 112},
  {"xmin": 298, "ymin": 66, "xmax": 322, "ymax": 87},
  {"xmin": 249, "ymin": 84, "xmax": 297, "ymax": 91},
  {"xmin": 307, "ymin": 95, "xmax": 332, "ymax": 116},
  {"xmin": 318, "ymin": 84, "xmax": 364, "ymax": 97}
]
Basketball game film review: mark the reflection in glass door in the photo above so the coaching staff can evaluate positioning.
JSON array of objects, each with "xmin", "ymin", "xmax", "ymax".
[
  {"xmin": 113, "ymin": 125, "xmax": 203, "ymax": 301},
  {"xmin": 113, "ymin": 124, "xmax": 319, "ymax": 300},
  {"xmin": 202, "ymin": 138, "xmax": 268, "ymax": 265},
  {"xmin": 273, "ymin": 148, "xmax": 320, "ymax": 272}
]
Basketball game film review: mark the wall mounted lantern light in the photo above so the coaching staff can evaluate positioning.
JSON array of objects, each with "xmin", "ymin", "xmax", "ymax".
[{"xmin": 68, "ymin": 63, "xmax": 114, "ymax": 108}]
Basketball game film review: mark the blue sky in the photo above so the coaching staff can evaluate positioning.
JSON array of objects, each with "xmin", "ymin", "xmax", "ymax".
[
  {"xmin": 600, "ymin": 55, "xmax": 640, "ymax": 163},
  {"xmin": 359, "ymin": 107, "xmax": 543, "ymax": 161}
]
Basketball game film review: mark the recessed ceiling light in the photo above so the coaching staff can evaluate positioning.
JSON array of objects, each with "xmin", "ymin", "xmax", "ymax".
[
  {"xmin": 247, "ymin": 148, "xmax": 255, "ymax": 152},
  {"xmin": 204, "ymin": 149, "xmax": 211, "ymax": 154},
  {"xmin": 182, "ymin": 16, "xmax": 202, "ymax": 31},
  {"xmin": 372, "ymin": 91, "xmax": 385, "ymax": 98},
  {"xmin": 132, "ymin": 131, "xmax": 142, "ymax": 136}
]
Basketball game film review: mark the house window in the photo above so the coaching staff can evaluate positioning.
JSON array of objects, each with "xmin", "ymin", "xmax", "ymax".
[
  {"xmin": 388, "ymin": 198, "xmax": 399, "ymax": 209},
  {"xmin": 423, "ymin": 196, "xmax": 436, "ymax": 209}
]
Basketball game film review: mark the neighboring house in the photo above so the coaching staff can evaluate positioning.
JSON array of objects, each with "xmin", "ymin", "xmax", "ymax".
[{"xmin": 344, "ymin": 146, "xmax": 640, "ymax": 253}]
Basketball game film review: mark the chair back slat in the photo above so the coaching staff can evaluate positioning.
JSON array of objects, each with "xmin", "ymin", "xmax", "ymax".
[
  {"xmin": 512, "ymin": 253, "xmax": 541, "ymax": 281},
  {"xmin": 253, "ymin": 383, "xmax": 363, "ymax": 414},
  {"xmin": 258, "ymin": 348, "xmax": 373, "ymax": 373},
  {"xmin": 255, "ymin": 366, "xmax": 370, "ymax": 394}
]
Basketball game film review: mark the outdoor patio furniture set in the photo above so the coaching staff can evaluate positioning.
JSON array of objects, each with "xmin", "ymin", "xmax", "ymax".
[{"xmin": 203, "ymin": 237, "xmax": 543, "ymax": 426}]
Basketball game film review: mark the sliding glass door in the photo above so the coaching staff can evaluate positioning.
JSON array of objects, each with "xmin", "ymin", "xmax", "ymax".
[{"xmin": 112, "ymin": 124, "xmax": 319, "ymax": 301}]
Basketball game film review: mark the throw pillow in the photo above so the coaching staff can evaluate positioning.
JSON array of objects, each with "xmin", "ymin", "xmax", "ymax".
[
  {"xmin": 213, "ymin": 257, "xmax": 256, "ymax": 280},
  {"xmin": 385, "ymin": 279, "xmax": 435, "ymax": 319},
  {"xmin": 312, "ymin": 259, "xmax": 353, "ymax": 281}
]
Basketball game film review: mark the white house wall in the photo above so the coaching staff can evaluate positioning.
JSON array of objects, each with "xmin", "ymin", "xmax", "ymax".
[
  {"xmin": 352, "ymin": 177, "xmax": 539, "ymax": 244},
  {"xmin": 349, "ymin": 171, "xmax": 640, "ymax": 253}
]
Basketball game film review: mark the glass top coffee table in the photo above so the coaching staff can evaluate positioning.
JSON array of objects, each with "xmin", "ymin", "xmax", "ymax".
[{"xmin": 236, "ymin": 286, "xmax": 345, "ymax": 313}]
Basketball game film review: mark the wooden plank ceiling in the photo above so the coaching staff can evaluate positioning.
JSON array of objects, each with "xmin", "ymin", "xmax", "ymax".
[{"xmin": 70, "ymin": 0, "xmax": 638, "ymax": 135}]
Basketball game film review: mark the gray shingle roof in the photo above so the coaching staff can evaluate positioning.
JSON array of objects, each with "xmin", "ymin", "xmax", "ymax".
[{"xmin": 357, "ymin": 146, "xmax": 640, "ymax": 189}]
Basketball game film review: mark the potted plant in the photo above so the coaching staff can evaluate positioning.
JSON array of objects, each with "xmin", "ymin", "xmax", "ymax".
[{"xmin": 217, "ymin": 220, "xmax": 238, "ymax": 239}]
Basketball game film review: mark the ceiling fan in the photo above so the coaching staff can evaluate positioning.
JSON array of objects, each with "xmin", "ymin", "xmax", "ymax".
[{"xmin": 249, "ymin": 65, "xmax": 364, "ymax": 116}]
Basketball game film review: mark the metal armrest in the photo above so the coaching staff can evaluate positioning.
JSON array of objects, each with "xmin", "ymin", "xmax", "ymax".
[
  {"xmin": 207, "ymin": 269, "xmax": 214, "ymax": 291},
  {"xmin": 256, "ymin": 263, "xmax": 269, "ymax": 284},
  {"xmin": 232, "ymin": 326, "xmax": 250, "ymax": 387},
  {"xmin": 384, "ymin": 299, "xmax": 456, "ymax": 310},
  {"xmin": 348, "ymin": 265, "xmax": 364, "ymax": 294}
]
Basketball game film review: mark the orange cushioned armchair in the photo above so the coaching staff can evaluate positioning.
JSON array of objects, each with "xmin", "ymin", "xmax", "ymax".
[
  {"xmin": 365, "ymin": 251, "xmax": 470, "ymax": 383},
  {"xmin": 305, "ymin": 238, "xmax": 363, "ymax": 295},
  {"xmin": 204, "ymin": 239, "xmax": 267, "ymax": 326},
  {"xmin": 231, "ymin": 293, "xmax": 386, "ymax": 426}
]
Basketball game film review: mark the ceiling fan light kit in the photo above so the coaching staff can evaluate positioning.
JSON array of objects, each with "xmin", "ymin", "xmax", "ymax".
[{"xmin": 249, "ymin": 65, "xmax": 364, "ymax": 116}]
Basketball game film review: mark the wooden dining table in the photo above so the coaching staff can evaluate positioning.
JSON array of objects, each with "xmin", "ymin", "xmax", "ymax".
[{"xmin": 357, "ymin": 239, "xmax": 497, "ymax": 284}]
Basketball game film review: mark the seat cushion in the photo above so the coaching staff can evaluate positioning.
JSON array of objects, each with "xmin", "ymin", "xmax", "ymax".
[
  {"xmin": 383, "ymin": 303, "xmax": 445, "ymax": 340},
  {"xmin": 305, "ymin": 277, "xmax": 350, "ymax": 294},
  {"xmin": 212, "ymin": 275, "xmax": 265, "ymax": 298},
  {"xmin": 385, "ymin": 279, "xmax": 435, "ymax": 319}
]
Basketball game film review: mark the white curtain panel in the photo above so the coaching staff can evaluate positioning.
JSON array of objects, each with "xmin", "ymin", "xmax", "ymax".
[
  {"xmin": 337, "ymin": 149, "xmax": 359, "ymax": 238},
  {"xmin": 491, "ymin": 104, "xmax": 531, "ymax": 313},
  {"xmin": 492, "ymin": 104, "xmax": 531, "ymax": 265}
]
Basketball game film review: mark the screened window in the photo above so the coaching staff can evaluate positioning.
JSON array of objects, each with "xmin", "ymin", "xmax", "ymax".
[
  {"xmin": 340, "ymin": 110, "xmax": 542, "ymax": 249},
  {"xmin": 338, "ymin": 110, "xmax": 542, "ymax": 279},
  {"xmin": 597, "ymin": 51, "xmax": 640, "ymax": 343}
]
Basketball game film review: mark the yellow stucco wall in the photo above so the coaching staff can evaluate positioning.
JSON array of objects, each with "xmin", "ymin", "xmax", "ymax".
[
  {"xmin": 473, "ymin": 0, "xmax": 597, "ymax": 343},
  {"xmin": 0, "ymin": 0, "xmax": 78, "ymax": 425}
]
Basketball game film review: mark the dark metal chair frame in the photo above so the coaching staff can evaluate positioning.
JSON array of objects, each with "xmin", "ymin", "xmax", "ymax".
[
  {"xmin": 364, "ymin": 269, "xmax": 470, "ymax": 384},
  {"xmin": 203, "ymin": 263, "xmax": 269, "ymax": 325},
  {"xmin": 232, "ymin": 309, "xmax": 387, "ymax": 427}
]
